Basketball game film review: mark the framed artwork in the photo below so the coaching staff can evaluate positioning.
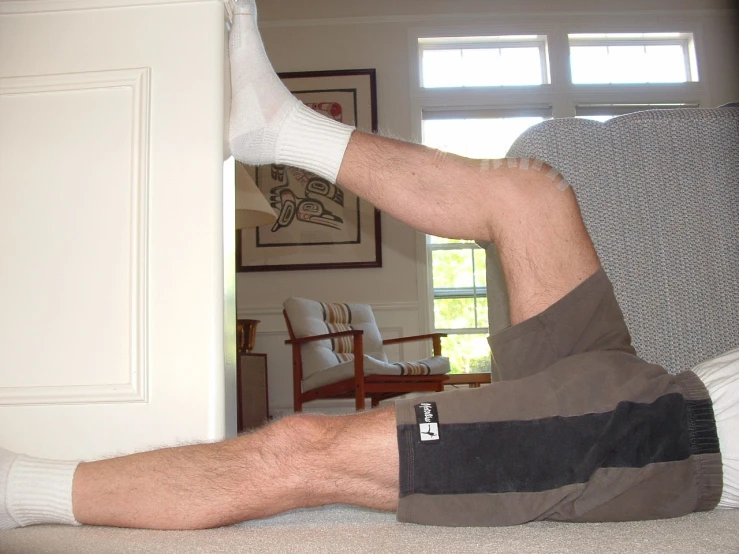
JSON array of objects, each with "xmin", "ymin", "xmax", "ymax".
[{"xmin": 237, "ymin": 69, "xmax": 381, "ymax": 272}]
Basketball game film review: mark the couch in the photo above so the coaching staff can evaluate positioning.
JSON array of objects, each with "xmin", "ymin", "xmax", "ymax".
[{"xmin": 485, "ymin": 107, "xmax": 739, "ymax": 377}]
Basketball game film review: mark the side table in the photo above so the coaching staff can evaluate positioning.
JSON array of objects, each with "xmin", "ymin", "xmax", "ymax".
[
  {"xmin": 237, "ymin": 352, "xmax": 270, "ymax": 432},
  {"xmin": 444, "ymin": 372, "xmax": 492, "ymax": 388}
]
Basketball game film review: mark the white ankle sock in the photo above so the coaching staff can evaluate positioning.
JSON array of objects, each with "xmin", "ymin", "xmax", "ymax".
[
  {"xmin": 1, "ymin": 448, "xmax": 80, "ymax": 529},
  {"xmin": 228, "ymin": 0, "xmax": 354, "ymax": 183}
]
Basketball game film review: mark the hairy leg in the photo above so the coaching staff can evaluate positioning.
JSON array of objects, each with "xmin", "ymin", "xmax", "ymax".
[
  {"xmin": 337, "ymin": 133, "xmax": 601, "ymax": 324},
  {"xmin": 71, "ymin": 407, "xmax": 398, "ymax": 530},
  {"xmin": 228, "ymin": 0, "xmax": 599, "ymax": 321}
]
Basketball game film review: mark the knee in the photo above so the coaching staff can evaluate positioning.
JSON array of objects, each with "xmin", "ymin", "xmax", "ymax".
[
  {"xmin": 267, "ymin": 410, "xmax": 394, "ymax": 463},
  {"xmin": 268, "ymin": 414, "xmax": 343, "ymax": 454},
  {"xmin": 496, "ymin": 158, "xmax": 576, "ymax": 214},
  {"xmin": 521, "ymin": 158, "xmax": 570, "ymax": 195}
]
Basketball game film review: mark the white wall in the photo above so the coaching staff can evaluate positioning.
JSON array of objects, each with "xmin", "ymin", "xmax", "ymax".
[{"xmin": 237, "ymin": 0, "xmax": 739, "ymax": 414}]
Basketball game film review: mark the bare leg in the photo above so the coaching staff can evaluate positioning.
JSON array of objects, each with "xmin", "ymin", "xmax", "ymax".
[
  {"xmin": 337, "ymin": 133, "xmax": 601, "ymax": 324},
  {"xmin": 227, "ymin": 0, "xmax": 599, "ymax": 322},
  {"xmin": 71, "ymin": 408, "xmax": 398, "ymax": 530}
]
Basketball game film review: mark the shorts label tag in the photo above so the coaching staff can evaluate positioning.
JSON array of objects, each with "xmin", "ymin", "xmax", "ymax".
[{"xmin": 415, "ymin": 401, "xmax": 440, "ymax": 443}]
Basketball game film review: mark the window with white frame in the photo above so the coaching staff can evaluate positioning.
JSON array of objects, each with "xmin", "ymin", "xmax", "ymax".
[
  {"xmin": 428, "ymin": 236, "xmax": 490, "ymax": 374},
  {"xmin": 568, "ymin": 33, "xmax": 699, "ymax": 85},
  {"xmin": 414, "ymin": 29, "xmax": 702, "ymax": 375},
  {"xmin": 420, "ymin": 35, "xmax": 549, "ymax": 88}
]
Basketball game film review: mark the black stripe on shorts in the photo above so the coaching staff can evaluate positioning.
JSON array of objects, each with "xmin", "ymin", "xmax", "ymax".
[{"xmin": 398, "ymin": 395, "xmax": 719, "ymax": 497}]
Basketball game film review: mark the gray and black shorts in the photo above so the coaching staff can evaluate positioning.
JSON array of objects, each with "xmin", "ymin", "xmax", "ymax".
[{"xmin": 395, "ymin": 269, "xmax": 723, "ymax": 526}]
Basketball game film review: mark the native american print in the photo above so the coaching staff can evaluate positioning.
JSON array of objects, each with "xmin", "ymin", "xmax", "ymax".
[
  {"xmin": 269, "ymin": 167, "xmax": 344, "ymax": 232},
  {"xmin": 268, "ymin": 101, "xmax": 347, "ymax": 233}
]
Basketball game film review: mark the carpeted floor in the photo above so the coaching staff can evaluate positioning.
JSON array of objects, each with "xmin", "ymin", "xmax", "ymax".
[{"xmin": 1, "ymin": 505, "xmax": 737, "ymax": 553}]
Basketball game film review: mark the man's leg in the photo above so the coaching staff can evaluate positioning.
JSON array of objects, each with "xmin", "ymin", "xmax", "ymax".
[
  {"xmin": 2, "ymin": 408, "xmax": 397, "ymax": 530},
  {"xmin": 337, "ymin": 133, "xmax": 600, "ymax": 324},
  {"xmin": 228, "ymin": 1, "xmax": 599, "ymax": 325}
]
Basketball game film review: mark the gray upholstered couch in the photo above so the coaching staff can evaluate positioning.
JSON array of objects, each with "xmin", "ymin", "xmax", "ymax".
[
  {"xmin": 2, "ymin": 108, "xmax": 737, "ymax": 553},
  {"xmin": 484, "ymin": 107, "xmax": 739, "ymax": 376}
]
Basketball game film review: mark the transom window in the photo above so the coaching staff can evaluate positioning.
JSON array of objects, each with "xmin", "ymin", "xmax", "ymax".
[
  {"xmin": 419, "ymin": 35, "xmax": 549, "ymax": 88},
  {"xmin": 569, "ymin": 33, "xmax": 698, "ymax": 84}
]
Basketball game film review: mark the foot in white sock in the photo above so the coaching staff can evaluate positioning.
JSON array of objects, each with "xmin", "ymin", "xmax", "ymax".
[
  {"xmin": 228, "ymin": 0, "xmax": 354, "ymax": 183},
  {"xmin": 228, "ymin": 0, "xmax": 297, "ymax": 165},
  {"xmin": 0, "ymin": 447, "xmax": 80, "ymax": 530}
]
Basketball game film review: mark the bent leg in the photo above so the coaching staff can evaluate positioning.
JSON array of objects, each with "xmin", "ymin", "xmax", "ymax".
[
  {"xmin": 337, "ymin": 132, "xmax": 601, "ymax": 325},
  {"xmin": 227, "ymin": 2, "xmax": 599, "ymax": 326}
]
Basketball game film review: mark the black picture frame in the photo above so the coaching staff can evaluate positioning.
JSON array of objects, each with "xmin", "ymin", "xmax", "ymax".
[{"xmin": 237, "ymin": 69, "xmax": 381, "ymax": 272}]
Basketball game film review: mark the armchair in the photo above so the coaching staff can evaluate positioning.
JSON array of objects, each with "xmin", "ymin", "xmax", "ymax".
[{"xmin": 283, "ymin": 297, "xmax": 450, "ymax": 411}]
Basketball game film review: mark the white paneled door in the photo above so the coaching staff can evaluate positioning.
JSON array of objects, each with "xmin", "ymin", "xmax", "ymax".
[{"xmin": 0, "ymin": 0, "xmax": 235, "ymax": 460}]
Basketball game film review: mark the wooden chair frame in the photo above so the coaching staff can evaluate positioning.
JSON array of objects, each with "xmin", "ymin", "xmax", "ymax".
[{"xmin": 284, "ymin": 311, "xmax": 449, "ymax": 411}]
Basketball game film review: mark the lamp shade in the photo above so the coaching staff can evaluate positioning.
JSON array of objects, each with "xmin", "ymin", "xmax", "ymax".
[{"xmin": 235, "ymin": 162, "xmax": 277, "ymax": 230}]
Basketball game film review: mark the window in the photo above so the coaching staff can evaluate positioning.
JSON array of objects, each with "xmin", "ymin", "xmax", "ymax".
[
  {"xmin": 413, "ymin": 29, "xmax": 702, "ymax": 374},
  {"xmin": 428, "ymin": 237, "xmax": 490, "ymax": 373},
  {"xmin": 422, "ymin": 111, "xmax": 548, "ymax": 158},
  {"xmin": 420, "ymin": 35, "xmax": 549, "ymax": 88},
  {"xmin": 569, "ymin": 33, "xmax": 698, "ymax": 84}
]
